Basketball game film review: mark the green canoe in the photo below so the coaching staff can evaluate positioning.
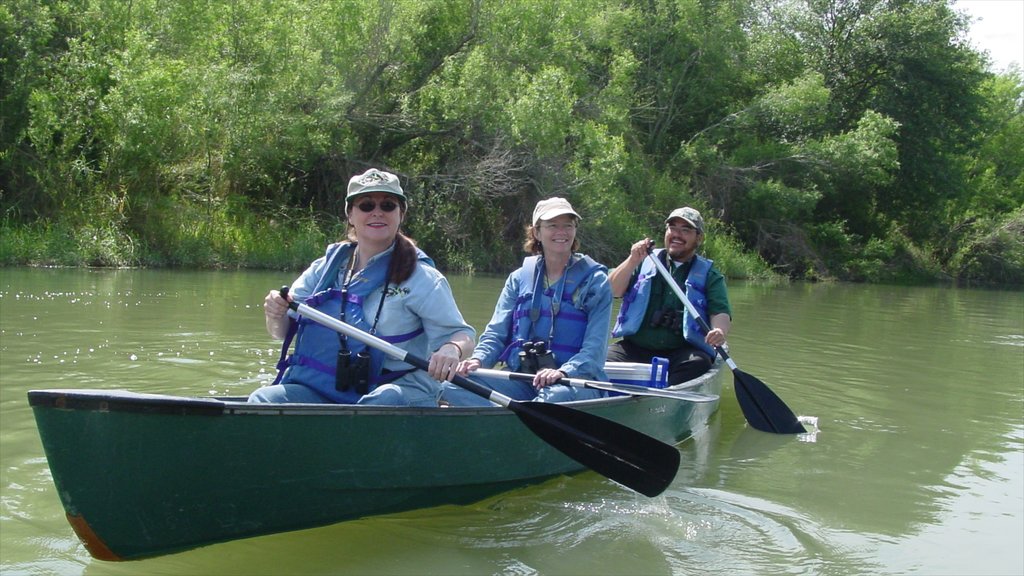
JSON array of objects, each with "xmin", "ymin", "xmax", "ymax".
[{"xmin": 28, "ymin": 361, "xmax": 722, "ymax": 561}]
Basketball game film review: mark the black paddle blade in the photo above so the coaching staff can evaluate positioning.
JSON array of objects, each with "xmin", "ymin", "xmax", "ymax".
[
  {"xmin": 507, "ymin": 400, "xmax": 680, "ymax": 497},
  {"xmin": 733, "ymin": 369, "xmax": 807, "ymax": 434},
  {"xmin": 284, "ymin": 291, "xmax": 683, "ymax": 494}
]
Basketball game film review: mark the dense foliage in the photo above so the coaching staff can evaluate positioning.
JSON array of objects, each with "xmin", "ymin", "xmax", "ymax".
[{"xmin": 2, "ymin": 0, "xmax": 1021, "ymax": 284}]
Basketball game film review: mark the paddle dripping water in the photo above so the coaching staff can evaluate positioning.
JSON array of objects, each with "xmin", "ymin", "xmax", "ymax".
[{"xmin": 645, "ymin": 248, "xmax": 806, "ymax": 434}]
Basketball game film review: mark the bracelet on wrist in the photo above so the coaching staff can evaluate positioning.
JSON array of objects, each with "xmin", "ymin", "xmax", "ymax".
[{"xmin": 441, "ymin": 340, "xmax": 463, "ymax": 358}]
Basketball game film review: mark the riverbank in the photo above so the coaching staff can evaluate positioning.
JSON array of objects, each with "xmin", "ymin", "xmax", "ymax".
[
  {"xmin": 0, "ymin": 208, "xmax": 780, "ymax": 280},
  {"xmin": 5, "ymin": 212, "xmax": 1023, "ymax": 288}
]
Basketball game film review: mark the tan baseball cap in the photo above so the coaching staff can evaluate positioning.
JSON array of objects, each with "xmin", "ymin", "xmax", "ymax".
[{"xmin": 532, "ymin": 197, "xmax": 581, "ymax": 226}]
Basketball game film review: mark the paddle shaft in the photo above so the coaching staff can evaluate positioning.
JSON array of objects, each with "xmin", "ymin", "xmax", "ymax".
[
  {"xmin": 644, "ymin": 251, "xmax": 735, "ymax": 368},
  {"xmin": 277, "ymin": 287, "xmax": 683, "ymax": 495},
  {"xmin": 645, "ymin": 250, "xmax": 806, "ymax": 434},
  {"xmin": 472, "ymin": 368, "xmax": 718, "ymax": 403},
  {"xmin": 282, "ymin": 294, "xmax": 510, "ymax": 407}
]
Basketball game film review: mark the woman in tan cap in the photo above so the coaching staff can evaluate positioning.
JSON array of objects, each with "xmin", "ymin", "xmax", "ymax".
[
  {"xmin": 252, "ymin": 168, "xmax": 476, "ymax": 406},
  {"xmin": 442, "ymin": 197, "xmax": 612, "ymax": 406}
]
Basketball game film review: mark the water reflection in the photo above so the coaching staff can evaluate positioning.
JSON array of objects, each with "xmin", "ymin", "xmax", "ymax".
[
  {"xmin": 1, "ymin": 268, "xmax": 1021, "ymax": 575},
  {"xmin": 718, "ymin": 283, "xmax": 1022, "ymax": 542}
]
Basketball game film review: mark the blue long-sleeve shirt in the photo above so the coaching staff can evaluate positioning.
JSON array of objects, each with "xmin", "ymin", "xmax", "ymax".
[{"xmin": 472, "ymin": 254, "xmax": 612, "ymax": 380}]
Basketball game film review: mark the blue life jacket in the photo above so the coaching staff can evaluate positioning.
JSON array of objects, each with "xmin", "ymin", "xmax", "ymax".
[
  {"xmin": 612, "ymin": 249, "xmax": 716, "ymax": 358},
  {"xmin": 498, "ymin": 254, "xmax": 606, "ymax": 371},
  {"xmin": 274, "ymin": 242, "xmax": 433, "ymax": 402}
]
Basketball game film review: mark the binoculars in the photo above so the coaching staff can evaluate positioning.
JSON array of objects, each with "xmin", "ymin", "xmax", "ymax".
[
  {"xmin": 518, "ymin": 341, "xmax": 558, "ymax": 374},
  {"xmin": 649, "ymin": 308, "xmax": 683, "ymax": 331},
  {"xmin": 336, "ymin": 349, "xmax": 371, "ymax": 395}
]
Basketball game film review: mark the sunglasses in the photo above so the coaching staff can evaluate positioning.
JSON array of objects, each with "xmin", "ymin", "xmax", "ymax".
[{"xmin": 354, "ymin": 199, "xmax": 400, "ymax": 213}]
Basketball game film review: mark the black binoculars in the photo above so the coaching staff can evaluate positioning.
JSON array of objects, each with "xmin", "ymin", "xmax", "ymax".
[
  {"xmin": 336, "ymin": 349, "xmax": 371, "ymax": 394},
  {"xmin": 649, "ymin": 308, "xmax": 683, "ymax": 331},
  {"xmin": 518, "ymin": 340, "xmax": 557, "ymax": 374}
]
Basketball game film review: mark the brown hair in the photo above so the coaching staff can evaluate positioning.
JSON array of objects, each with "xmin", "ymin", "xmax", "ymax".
[
  {"xmin": 522, "ymin": 222, "xmax": 581, "ymax": 255},
  {"xmin": 387, "ymin": 233, "xmax": 420, "ymax": 284}
]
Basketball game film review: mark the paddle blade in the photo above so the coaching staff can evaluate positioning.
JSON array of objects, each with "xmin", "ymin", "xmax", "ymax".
[
  {"xmin": 507, "ymin": 401, "xmax": 680, "ymax": 497},
  {"xmin": 732, "ymin": 369, "xmax": 807, "ymax": 434}
]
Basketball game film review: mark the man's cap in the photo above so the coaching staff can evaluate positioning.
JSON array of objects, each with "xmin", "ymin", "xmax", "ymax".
[{"xmin": 665, "ymin": 207, "xmax": 704, "ymax": 232}]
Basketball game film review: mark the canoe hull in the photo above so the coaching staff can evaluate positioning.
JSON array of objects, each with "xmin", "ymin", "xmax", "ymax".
[{"xmin": 29, "ymin": 364, "xmax": 721, "ymax": 560}]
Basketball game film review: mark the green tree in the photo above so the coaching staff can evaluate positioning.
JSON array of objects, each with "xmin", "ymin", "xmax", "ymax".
[
  {"xmin": 1, "ymin": 0, "xmax": 1016, "ymax": 284},
  {"xmin": 787, "ymin": 0, "xmax": 988, "ymax": 241}
]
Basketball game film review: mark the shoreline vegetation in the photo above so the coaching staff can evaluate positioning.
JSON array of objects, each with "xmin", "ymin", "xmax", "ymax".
[
  {"xmin": 5, "ymin": 207, "xmax": 1022, "ymax": 290},
  {"xmin": 2, "ymin": 207, "xmax": 780, "ymax": 278},
  {"xmin": 2, "ymin": 0, "xmax": 1021, "ymax": 286}
]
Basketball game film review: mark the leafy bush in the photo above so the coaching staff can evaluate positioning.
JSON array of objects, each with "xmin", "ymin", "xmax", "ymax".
[{"xmin": 950, "ymin": 209, "xmax": 1024, "ymax": 285}]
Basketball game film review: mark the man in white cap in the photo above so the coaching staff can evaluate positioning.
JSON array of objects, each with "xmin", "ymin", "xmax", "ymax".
[{"xmin": 606, "ymin": 207, "xmax": 732, "ymax": 384}]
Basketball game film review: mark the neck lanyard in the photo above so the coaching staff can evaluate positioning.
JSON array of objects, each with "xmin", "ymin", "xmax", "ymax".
[
  {"xmin": 338, "ymin": 247, "xmax": 389, "ymax": 350},
  {"xmin": 531, "ymin": 256, "xmax": 569, "ymax": 342}
]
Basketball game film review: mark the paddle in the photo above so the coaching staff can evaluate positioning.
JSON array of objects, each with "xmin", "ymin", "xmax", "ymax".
[
  {"xmin": 645, "ymin": 249, "xmax": 806, "ymax": 434},
  {"xmin": 278, "ymin": 288, "xmax": 681, "ymax": 497},
  {"xmin": 472, "ymin": 368, "xmax": 719, "ymax": 403}
]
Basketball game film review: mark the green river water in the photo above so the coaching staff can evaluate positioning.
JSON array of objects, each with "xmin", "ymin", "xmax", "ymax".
[{"xmin": 1, "ymin": 267, "xmax": 1021, "ymax": 575}]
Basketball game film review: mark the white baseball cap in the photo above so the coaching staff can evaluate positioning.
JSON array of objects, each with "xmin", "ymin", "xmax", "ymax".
[
  {"xmin": 346, "ymin": 169, "xmax": 406, "ymax": 207},
  {"xmin": 532, "ymin": 197, "xmax": 581, "ymax": 226}
]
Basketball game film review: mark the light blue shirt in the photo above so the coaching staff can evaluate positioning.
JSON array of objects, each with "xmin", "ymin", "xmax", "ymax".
[{"xmin": 290, "ymin": 244, "xmax": 476, "ymax": 400}]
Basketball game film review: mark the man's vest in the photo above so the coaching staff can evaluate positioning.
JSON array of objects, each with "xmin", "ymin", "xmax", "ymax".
[{"xmin": 611, "ymin": 249, "xmax": 716, "ymax": 358}]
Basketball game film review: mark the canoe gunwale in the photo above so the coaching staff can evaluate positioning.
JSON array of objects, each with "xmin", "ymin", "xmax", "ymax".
[
  {"xmin": 27, "ymin": 389, "xmax": 225, "ymax": 416},
  {"xmin": 27, "ymin": 359, "xmax": 721, "ymax": 417},
  {"xmin": 25, "ymin": 390, "xmax": 639, "ymax": 417}
]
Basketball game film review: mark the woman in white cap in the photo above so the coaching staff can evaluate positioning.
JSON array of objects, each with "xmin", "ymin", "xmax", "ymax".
[
  {"xmin": 441, "ymin": 197, "xmax": 612, "ymax": 406},
  {"xmin": 252, "ymin": 168, "xmax": 476, "ymax": 406}
]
